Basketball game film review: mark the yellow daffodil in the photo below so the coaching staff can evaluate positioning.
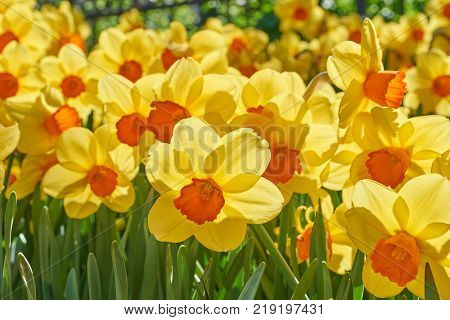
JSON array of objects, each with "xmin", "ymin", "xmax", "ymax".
[
  {"xmin": 0, "ymin": 122, "xmax": 20, "ymax": 191},
  {"xmin": 39, "ymin": 44, "xmax": 102, "ymax": 122},
  {"xmin": 41, "ymin": 1, "xmax": 91, "ymax": 54},
  {"xmin": 42, "ymin": 125, "xmax": 139, "ymax": 219},
  {"xmin": 398, "ymin": 13, "xmax": 431, "ymax": 55},
  {"xmin": 146, "ymin": 58, "xmax": 238, "ymax": 143},
  {"xmin": 145, "ymin": 117, "xmax": 283, "ymax": 252},
  {"xmin": 431, "ymin": 24, "xmax": 450, "ymax": 55},
  {"xmin": 118, "ymin": 8, "xmax": 145, "ymax": 32},
  {"xmin": 0, "ymin": 4, "xmax": 50, "ymax": 61},
  {"xmin": 348, "ymin": 107, "xmax": 450, "ymax": 189},
  {"xmin": 340, "ymin": 13, "xmax": 363, "ymax": 44},
  {"xmin": 0, "ymin": 41, "xmax": 44, "ymax": 124},
  {"xmin": 275, "ymin": 0, "xmax": 325, "ymax": 40},
  {"xmin": 7, "ymin": 153, "xmax": 57, "ymax": 199},
  {"xmin": 294, "ymin": 197, "xmax": 356, "ymax": 274},
  {"xmin": 89, "ymin": 28, "xmax": 162, "ymax": 82},
  {"xmin": 427, "ymin": 0, "xmax": 450, "ymax": 28},
  {"xmin": 345, "ymin": 175, "xmax": 450, "ymax": 298},
  {"xmin": 327, "ymin": 18, "xmax": 408, "ymax": 128},
  {"xmin": 17, "ymin": 88, "xmax": 81, "ymax": 155},
  {"xmin": 432, "ymin": 150, "xmax": 450, "ymax": 179},
  {"xmin": 98, "ymin": 73, "xmax": 161, "ymax": 156},
  {"xmin": 405, "ymin": 49, "xmax": 450, "ymax": 116}
]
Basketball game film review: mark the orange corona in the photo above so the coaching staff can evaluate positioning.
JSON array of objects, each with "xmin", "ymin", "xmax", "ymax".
[
  {"xmin": 147, "ymin": 101, "xmax": 190, "ymax": 143},
  {"xmin": 0, "ymin": 72, "xmax": 19, "ymax": 99},
  {"xmin": 119, "ymin": 60, "xmax": 143, "ymax": 83},
  {"xmin": 87, "ymin": 165, "xmax": 118, "ymax": 197},
  {"xmin": 0, "ymin": 31, "xmax": 18, "ymax": 52},
  {"xmin": 371, "ymin": 232, "xmax": 420, "ymax": 286},
  {"xmin": 363, "ymin": 71, "xmax": 407, "ymax": 108},
  {"xmin": 44, "ymin": 106, "xmax": 81, "ymax": 135},
  {"xmin": 433, "ymin": 75, "xmax": 450, "ymax": 97},
  {"xmin": 115, "ymin": 113, "xmax": 148, "ymax": 147},
  {"xmin": 263, "ymin": 144, "xmax": 302, "ymax": 184},
  {"xmin": 174, "ymin": 178, "xmax": 225, "ymax": 225},
  {"xmin": 60, "ymin": 75, "xmax": 85, "ymax": 98}
]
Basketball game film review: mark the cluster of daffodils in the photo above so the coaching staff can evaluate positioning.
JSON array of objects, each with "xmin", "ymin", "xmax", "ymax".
[{"xmin": 0, "ymin": 0, "xmax": 449, "ymax": 299}]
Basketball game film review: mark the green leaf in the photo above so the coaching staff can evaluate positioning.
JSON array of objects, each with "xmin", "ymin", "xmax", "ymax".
[
  {"xmin": 336, "ymin": 272, "xmax": 352, "ymax": 300},
  {"xmin": 1, "ymin": 192, "xmax": 16, "ymax": 299},
  {"xmin": 176, "ymin": 245, "xmax": 190, "ymax": 299},
  {"xmin": 18, "ymin": 253, "xmax": 36, "ymax": 300},
  {"xmin": 238, "ymin": 262, "xmax": 265, "ymax": 300},
  {"xmin": 111, "ymin": 241, "xmax": 128, "ymax": 299},
  {"xmin": 351, "ymin": 250, "xmax": 365, "ymax": 300},
  {"xmin": 291, "ymin": 258, "xmax": 319, "ymax": 300},
  {"xmin": 87, "ymin": 253, "xmax": 102, "ymax": 300},
  {"xmin": 425, "ymin": 263, "xmax": 439, "ymax": 300},
  {"xmin": 140, "ymin": 234, "xmax": 159, "ymax": 299},
  {"xmin": 64, "ymin": 269, "xmax": 79, "ymax": 300},
  {"xmin": 309, "ymin": 209, "xmax": 326, "ymax": 263},
  {"xmin": 320, "ymin": 261, "xmax": 333, "ymax": 299},
  {"xmin": 252, "ymin": 224, "xmax": 298, "ymax": 290}
]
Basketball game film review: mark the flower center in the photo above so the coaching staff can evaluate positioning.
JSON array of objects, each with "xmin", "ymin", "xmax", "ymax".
[
  {"xmin": 116, "ymin": 112, "xmax": 148, "ymax": 147},
  {"xmin": 60, "ymin": 33, "xmax": 86, "ymax": 51},
  {"xmin": 293, "ymin": 6, "xmax": 308, "ymax": 21},
  {"xmin": 371, "ymin": 232, "xmax": 420, "ymax": 287},
  {"xmin": 433, "ymin": 75, "xmax": 450, "ymax": 97},
  {"xmin": 363, "ymin": 71, "xmax": 407, "ymax": 108},
  {"xmin": 0, "ymin": 31, "xmax": 18, "ymax": 52},
  {"xmin": 60, "ymin": 75, "xmax": 85, "ymax": 98},
  {"xmin": 161, "ymin": 48, "xmax": 180, "ymax": 71},
  {"xmin": 296, "ymin": 226, "xmax": 333, "ymax": 262},
  {"xmin": 247, "ymin": 105, "xmax": 274, "ymax": 118},
  {"xmin": 349, "ymin": 30, "xmax": 362, "ymax": 43},
  {"xmin": 119, "ymin": 60, "xmax": 143, "ymax": 83},
  {"xmin": 230, "ymin": 38, "xmax": 247, "ymax": 53},
  {"xmin": 0, "ymin": 72, "xmax": 19, "ymax": 99},
  {"xmin": 173, "ymin": 178, "xmax": 225, "ymax": 225},
  {"xmin": 147, "ymin": 100, "xmax": 191, "ymax": 143},
  {"xmin": 87, "ymin": 165, "xmax": 118, "ymax": 197},
  {"xmin": 44, "ymin": 105, "xmax": 81, "ymax": 135},
  {"xmin": 411, "ymin": 29, "xmax": 424, "ymax": 41},
  {"xmin": 239, "ymin": 64, "xmax": 258, "ymax": 77},
  {"xmin": 365, "ymin": 147, "xmax": 410, "ymax": 188},
  {"xmin": 444, "ymin": 4, "xmax": 450, "ymax": 19},
  {"xmin": 263, "ymin": 144, "xmax": 302, "ymax": 184}
]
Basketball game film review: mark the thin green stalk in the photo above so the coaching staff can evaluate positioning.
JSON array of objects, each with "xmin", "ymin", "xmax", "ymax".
[{"xmin": 252, "ymin": 224, "xmax": 298, "ymax": 290}]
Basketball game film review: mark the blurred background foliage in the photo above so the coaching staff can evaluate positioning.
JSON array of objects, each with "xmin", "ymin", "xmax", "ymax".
[{"xmin": 37, "ymin": 0, "xmax": 430, "ymax": 41}]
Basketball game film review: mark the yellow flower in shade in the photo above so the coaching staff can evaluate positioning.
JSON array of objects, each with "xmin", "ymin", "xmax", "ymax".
[
  {"xmin": 158, "ymin": 21, "xmax": 227, "ymax": 74},
  {"xmin": 0, "ymin": 122, "xmax": 20, "ymax": 191},
  {"xmin": 327, "ymin": 18, "xmax": 408, "ymax": 128},
  {"xmin": 39, "ymin": 44, "xmax": 102, "ymax": 122},
  {"xmin": 42, "ymin": 125, "xmax": 139, "ymax": 219},
  {"xmin": 431, "ymin": 25, "xmax": 450, "ymax": 56},
  {"xmin": 427, "ymin": 0, "xmax": 450, "ymax": 28},
  {"xmin": 118, "ymin": 8, "xmax": 145, "ymax": 33},
  {"xmin": 275, "ymin": 0, "xmax": 325, "ymax": 40},
  {"xmin": 0, "ymin": 4, "xmax": 50, "ymax": 61},
  {"xmin": 432, "ymin": 150, "xmax": 450, "ymax": 179},
  {"xmin": 205, "ymin": 18, "xmax": 269, "ymax": 77},
  {"xmin": 349, "ymin": 107, "xmax": 450, "ymax": 189},
  {"xmin": 397, "ymin": 13, "xmax": 431, "ymax": 56},
  {"xmin": 0, "ymin": 41, "xmax": 44, "ymax": 124},
  {"xmin": 146, "ymin": 58, "xmax": 238, "ymax": 143},
  {"xmin": 98, "ymin": 73, "xmax": 161, "ymax": 154},
  {"xmin": 7, "ymin": 153, "xmax": 57, "ymax": 199},
  {"xmin": 294, "ymin": 196, "xmax": 356, "ymax": 275},
  {"xmin": 340, "ymin": 13, "xmax": 363, "ymax": 44},
  {"xmin": 41, "ymin": 1, "xmax": 91, "ymax": 54},
  {"xmin": 0, "ymin": 0, "xmax": 35, "ymax": 13},
  {"xmin": 404, "ymin": 49, "xmax": 450, "ymax": 117},
  {"xmin": 89, "ymin": 28, "xmax": 162, "ymax": 83},
  {"xmin": 145, "ymin": 117, "xmax": 283, "ymax": 252},
  {"xmin": 17, "ymin": 89, "xmax": 81, "ymax": 155},
  {"xmin": 345, "ymin": 175, "xmax": 450, "ymax": 298}
]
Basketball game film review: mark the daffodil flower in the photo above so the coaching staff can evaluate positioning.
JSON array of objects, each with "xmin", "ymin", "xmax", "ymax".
[
  {"xmin": 42, "ymin": 125, "xmax": 139, "ymax": 219},
  {"xmin": 145, "ymin": 117, "xmax": 283, "ymax": 252},
  {"xmin": 327, "ymin": 18, "xmax": 408, "ymax": 128},
  {"xmin": 345, "ymin": 175, "xmax": 450, "ymax": 298},
  {"xmin": 0, "ymin": 122, "xmax": 19, "ymax": 191}
]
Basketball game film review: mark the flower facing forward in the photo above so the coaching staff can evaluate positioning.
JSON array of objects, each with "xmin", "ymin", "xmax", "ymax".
[
  {"xmin": 405, "ymin": 49, "xmax": 450, "ymax": 116},
  {"xmin": 42, "ymin": 125, "xmax": 139, "ymax": 218},
  {"xmin": 39, "ymin": 44, "xmax": 102, "ymax": 122},
  {"xmin": 349, "ymin": 107, "xmax": 449, "ymax": 189},
  {"xmin": 327, "ymin": 18, "xmax": 408, "ymax": 128},
  {"xmin": 145, "ymin": 117, "xmax": 283, "ymax": 252},
  {"xmin": 345, "ymin": 175, "xmax": 450, "ymax": 298}
]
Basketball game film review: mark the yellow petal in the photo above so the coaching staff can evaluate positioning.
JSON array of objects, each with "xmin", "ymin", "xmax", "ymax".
[
  {"xmin": 59, "ymin": 44, "xmax": 88, "ymax": 75},
  {"xmin": 148, "ymin": 191, "xmax": 202, "ymax": 242},
  {"xmin": 42, "ymin": 164, "xmax": 86, "ymax": 198},
  {"xmin": 360, "ymin": 18, "xmax": 383, "ymax": 73},
  {"xmin": 103, "ymin": 175, "xmax": 135, "ymax": 213},
  {"xmin": 64, "ymin": 185, "xmax": 101, "ymax": 219},
  {"xmin": 0, "ymin": 123, "xmax": 19, "ymax": 160},
  {"xmin": 194, "ymin": 218, "xmax": 247, "ymax": 252},
  {"xmin": 338, "ymin": 80, "xmax": 368, "ymax": 128},
  {"xmin": 362, "ymin": 259, "xmax": 403, "ymax": 298},
  {"xmin": 57, "ymin": 127, "xmax": 94, "ymax": 171},
  {"xmin": 407, "ymin": 116, "xmax": 450, "ymax": 158}
]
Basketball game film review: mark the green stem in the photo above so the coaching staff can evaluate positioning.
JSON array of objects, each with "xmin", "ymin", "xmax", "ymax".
[{"xmin": 252, "ymin": 224, "xmax": 298, "ymax": 290}]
